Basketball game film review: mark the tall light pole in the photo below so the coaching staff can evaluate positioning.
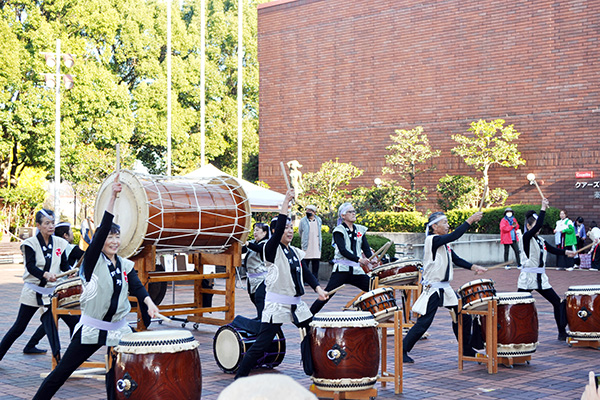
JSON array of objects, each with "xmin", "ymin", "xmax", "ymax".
[
  {"xmin": 200, "ymin": 0, "xmax": 206, "ymax": 166},
  {"xmin": 42, "ymin": 40, "xmax": 74, "ymax": 219},
  {"xmin": 237, "ymin": 0, "xmax": 243, "ymax": 179},
  {"xmin": 166, "ymin": 0, "xmax": 172, "ymax": 176}
]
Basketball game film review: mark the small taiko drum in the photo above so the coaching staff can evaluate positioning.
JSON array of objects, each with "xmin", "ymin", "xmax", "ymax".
[
  {"xmin": 95, "ymin": 170, "xmax": 251, "ymax": 258},
  {"xmin": 458, "ymin": 279, "xmax": 497, "ymax": 310},
  {"xmin": 372, "ymin": 259, "xmax": 422, "ymax": 286},
  {"xmin": 481, "ymin": 292, "xmax": 539, "ymax": 357},
  {"xmin": 114, "ymin": 330, "xmax": 202, "ymax": 400},
  {"xmin": 352, "ymin": 287, "xmax": 400, "ymax": 322},
  {"xmin": 310, "ymin": 311, "xmax": 379, "ymax": 392},
  {"xmin": 565, "ymin": 285, "xmax": 600, "ymax": 341},
  {"xmin": 53, "ymin": 278, "xmax": 82, "ymax": 309},
  {"xmin": 213, "ymin": 324, "xmax": 286, "ymax": 373}
]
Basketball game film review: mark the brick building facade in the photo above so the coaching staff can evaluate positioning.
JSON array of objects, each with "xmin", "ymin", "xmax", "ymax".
[{"xmin": 257, "ymin": 0, "xmax": 600, "ymax": 220}]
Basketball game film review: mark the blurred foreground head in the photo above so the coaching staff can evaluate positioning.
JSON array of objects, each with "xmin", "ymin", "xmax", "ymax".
[{"xmin": 218, "ymin": 374, "xmax": 317, "ymax": 400}]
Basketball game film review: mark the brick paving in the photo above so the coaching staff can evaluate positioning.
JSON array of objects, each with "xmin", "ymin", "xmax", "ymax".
[{"xmin": 0, "ymin": 262, "xmax": 598, "ymax": 399}]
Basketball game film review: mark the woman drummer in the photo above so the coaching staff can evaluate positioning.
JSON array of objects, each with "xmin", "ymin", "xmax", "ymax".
[
  {"xmin": 310, "ymin": 202, "xmax": 373, "ymax": 315},
  {"xmin": 235, "ymin": 189, "xmax": 328, "ymax": 379},
  {"xmin": 403, "ymin": 211, "xmax": 487, "ymax": 363},
  {"xmin": 243, "ymin": 222, "xmax": 270, "ymax": 319},
  {"xmin": 0, "ymin": 209, "xmax": 72, "ymax": 363},
  {"xmin": 518, "ymin": 198, "xmax": 574, "ymax": 341},
  {"xmin": 32, "ymin": 177, "xmax": 159, "ymax": 400}
]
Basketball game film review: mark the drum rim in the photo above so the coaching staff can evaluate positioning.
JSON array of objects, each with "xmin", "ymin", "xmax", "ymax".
[
  {"xmin": 459, "ymin": 278, "xmax": 495, "ymax": 291},
  {"xmin": 310, "ymin": 311, "xmax": 377, "ymax": 327},
  {"xmin": 354, "ymin": 287, "xmax": 394, "ymax": 303},
  {"xmin": 566, "ymin": 285, "xmax": 600, "ymax": 291},
  {"xmin": 372, "ymin": 259, "xmax": 421, "ymax": 273},
  {"xmin": 213, "ymin": 325, "xmax": 245, "ymax": 373},
  {"xmin": 463, "ymin": 295, "xmax": 498, "ymax": 310},
  {"xmin": 54, "ymin": 278, "xmax": 82, "ymax": 290}
]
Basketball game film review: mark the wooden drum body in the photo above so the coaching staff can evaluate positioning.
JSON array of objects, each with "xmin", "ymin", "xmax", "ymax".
[
  {"xmin": 372, "ymin": 259, "xmax": 421, "ymax": 286},
  {"xmin": 54, "ymin": 277, "xmax": 82, "ymax": 309},
  {"xmin": 213, "ymin": 324, "xmax": 286, "ymax": 373},
  {"xmin": 114, "ymin": 330, "xmax": 202, "ymax": 400},
  {"xmin": 459, "ymin": 279, "xmax": 497, "ymax": 310},
  {"xmin": 482, "ymin": 292, "xmax": 538, "ymax": 357},
  {"xmin": 310, "ymin": 311, "xmax": 379, "ymax": 392},
  {"xmin": 352, "ymin": 287, "xmax": 399, "ymax": 322},
  {"xmin": 566, "ymin": 285, "xmax": 600, "ymax": 341},
  {"xmin": 95, "ymin": 170, "xmax": 251, "ymax": 258}
]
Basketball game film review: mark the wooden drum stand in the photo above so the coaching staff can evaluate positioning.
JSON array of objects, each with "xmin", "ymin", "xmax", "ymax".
[{"xmin": 458, "ymin": 298, "xmax": 498, "ymax": 374}]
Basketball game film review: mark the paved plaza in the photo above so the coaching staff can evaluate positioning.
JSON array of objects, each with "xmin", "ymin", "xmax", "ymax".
[{"xmin": 0, "ymin": 261, "xmax": 598, "ymax": 399}]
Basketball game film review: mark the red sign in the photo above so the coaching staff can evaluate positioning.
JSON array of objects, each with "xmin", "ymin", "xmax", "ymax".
[{"xmin": 576, "ymin": 171, "xmax": 594, "ymax": 179}]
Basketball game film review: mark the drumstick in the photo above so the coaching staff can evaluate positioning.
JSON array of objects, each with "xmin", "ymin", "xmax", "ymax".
[
  {"xmin": 155, "ymin": 313, "xmax": 172, "ymax": 324},
  {"xmin": 527, "ymin": 173, "xmax": 545, "ymax": 200},
  {"xmin": 115, "ymin": 143, "xmax": 121, "ymax": 174},
  {"xmin": 376, "ymin": 241, "xmax": 392, "ymax": 262},
  {"xmin": 326, "ymin": 284, "xmax": 346, "ymax": 297},
  {"xmin": 368, "ymin": 242, "xmax": 389, "ymax": 262},
  {"xmin": 478, "ymin": 184, "xmax": 488, "ymax": 212},
  {"xmin": 575, "ymin": 242, "xmax": 595, "ymax": 255},
  {"xmin": 484, "ymin": 261, "xmax": 512, "ymax": 271},
  {"xmin": 279, "ymin": 161, "xmax": 295, "ymax": 205},
  {"xmin": 55, "ymin": 267, "xmax": 79, "ymax": 280}
]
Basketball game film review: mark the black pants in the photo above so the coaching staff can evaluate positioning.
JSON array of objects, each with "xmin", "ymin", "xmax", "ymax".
[
  {"xmin": 32, "ymin": 329, "xmax": 115, "ymax": 400},
  {"xmin": 235, "ymin": 318, "xmax": 310, "ymax": 379},
  {"xmin": 249, "ymin": 281, "xmax": 266, "ymax": 320},
  {"xmin": 310, "ymin": 269, "xmax": 371, "ymax": 315},
  {"xmin": 26, "ymin": 315, "xmax": 80, "ymax": 350},
  {"xmin": 403, "ymin": 292, "xmax": 472, "ymax": 354},
  {"xmin": 518, "ymin": 287, "xmax": 566, "ymax": 335},
  {"xmin": 0, "ymin": 304, "xmax": 58, "ymax": 360},
  {"xmin": 302, "ymin": 259, "xmax": 321, "ymax": 282},
  {"xmin": 503, "ymin": 242, "xmax": 521, "ymax": 266}
]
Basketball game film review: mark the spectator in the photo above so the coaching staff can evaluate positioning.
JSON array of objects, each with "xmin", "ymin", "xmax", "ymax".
[
  {"xmin": 589, "ymin": 227, "xmax": 600, "ymax": 271},
  {"xmin": 298, "ymin": 205, "xmax": 322, "ymax": 283},
  {"xmin": 554, "ymin": 210, "xmax": 576, "ymax": 270},
  {"xmin": 500, "ymin": 207, "xmax": 521, "ymax": 267},
  {"xmin": 574, "ymin": 217, "xmax": 586, "ymax": 266}
]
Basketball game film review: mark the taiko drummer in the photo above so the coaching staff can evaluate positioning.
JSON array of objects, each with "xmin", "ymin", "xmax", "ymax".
[
  {"xmin": 517, "ymin": 198, "xmax": 575, "ymax": 341},
  {"xmin": 235, "ymin": 189, "xmax": 328, "ymax": 379},
  {"xmin": 33, "ymin": 176, "xmax": 159, "ymax": 400},
  {"xmin": 403, "ymin": 211, "xmax": 487, "ymax": 364},
  {"xmin": 0, "ymin": 210, "xmax": 72, "ymax": 363}
]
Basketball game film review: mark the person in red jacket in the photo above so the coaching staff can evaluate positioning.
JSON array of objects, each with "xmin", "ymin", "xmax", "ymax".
[{"xmin": 500, "ymin": 207, "xmax": 521, "ymax": 267}]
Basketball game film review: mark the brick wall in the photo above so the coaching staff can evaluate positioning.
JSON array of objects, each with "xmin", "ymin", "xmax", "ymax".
[{"xmin": 257, "ymin": 0, "xmax": 600, "ymax": 221}]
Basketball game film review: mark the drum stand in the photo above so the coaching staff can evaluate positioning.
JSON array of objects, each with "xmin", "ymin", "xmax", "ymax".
[
  {"xmin": 372, "ymin": 273, "xmax": 422, "ymax": 328},
  {"xmin": 378, "ymin": 310, "xmax": 404, "ymax": 394},
  {"xmin": 458, "ymin": 299, "xmax": 498, "ymax": 374},
  {"xmin": 132, "ymin": 244, "xmax": 239, "ymax": 330},
  {"xmin": 309, "ymin": 385, "xmax": 377, "ymax": 400},
  {"xmin": 46, "ymin": 296, "xmax": 142, "ymax": 380},
  {"xmin": 566, "ymin": 337, "xmax": 600, "ymax": 349}
]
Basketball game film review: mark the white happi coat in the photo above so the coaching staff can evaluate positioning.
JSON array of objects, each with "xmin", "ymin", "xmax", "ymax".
[
  {"xmin": 517, "ymin": 232, "xmax": 551, "ymax": 290},
  {"xmin": 412, "ymin": 234, "xmax": 459, "ymax": 315},
  {"xmin": 262, "ymin": 244, "xmax": 312, "ymax": 324},
  {"xmin": 20, "ymin": 235, "xmax": 70, "ymax": 307}
]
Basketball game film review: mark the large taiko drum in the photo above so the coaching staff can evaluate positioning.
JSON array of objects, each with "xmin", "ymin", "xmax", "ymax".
[
  {"xmin": 458, "ymin": 279, "xmax": 497, "ymax": 310},
  {"xmin": 565, "ymin": 285, "xmax": 600, "ymax": 341},
  {"xmin": 481, "ymin": 292, "xmax": 539, "ymax": 357},
  {"xmin": 95, "ymin": 170, "xmax": 251, "ymax": 258},
  {"xmin": 352, "ymin": 287, "xmax": 400, "ymax": 322},
  {"xmin": 371, "ymin": 259, "xmax": 422, "ymax": 286},
  {"xmin": 53, "ymin": 277, "xmax": 82, "ymax": 309},
  {"xmin": 310, "ymin": 311, "xmax": 379, "ymax": 392},
  {"xmin": 114, "ymin": 330, "xmax": 202, "ymax": 400},
  {"xmin": 213, "ymin": 324, "xmax": 286, "ymax": 373}
]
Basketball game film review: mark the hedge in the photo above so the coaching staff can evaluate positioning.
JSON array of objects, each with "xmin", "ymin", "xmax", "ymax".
[{"xmin": 354, "ymin": 205, "xmax": 560, "ymax": 235}]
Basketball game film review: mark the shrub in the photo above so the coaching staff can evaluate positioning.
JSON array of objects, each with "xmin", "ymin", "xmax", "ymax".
[
  {"xmin": 357, "ymin": 211, "xmax": 426, "ymax": 233},
  {"xmin": 437, "ymin": 175, "xmax": 480, "ymax": 211}
]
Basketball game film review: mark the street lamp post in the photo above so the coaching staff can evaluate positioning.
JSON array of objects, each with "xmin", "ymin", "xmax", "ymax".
[{"xmin": 42, "ymin": 39, "xmax": 75, "ymax": 219}]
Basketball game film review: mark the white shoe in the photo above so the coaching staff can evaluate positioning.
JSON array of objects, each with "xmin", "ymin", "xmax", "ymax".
[{"xmin": 566, "ymin": 267, "xmax": 574, "ymax": 271}]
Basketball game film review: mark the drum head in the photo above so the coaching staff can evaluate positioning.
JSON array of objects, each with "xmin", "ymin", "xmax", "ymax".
[
  {"xmin": 354, "ymin": 287, "xmax": 394, "ymax": 305},
  {"xmin": 95, "ymin": 170, "xmax": 149, "ymax": 258},
  {"xmin": 213, "ymin": 325, "xmax": 243, "ymax": 373},
  {"xmin": 459, "ymin": 278, "xmax": 495, "ymax": 292},
  {"xmin": 310, "ymin": 311, "xmax": 377, "ymax": 328},
  {"xmin": 116, "ymin": 329, "xmax": 198, "ymax": 354}
]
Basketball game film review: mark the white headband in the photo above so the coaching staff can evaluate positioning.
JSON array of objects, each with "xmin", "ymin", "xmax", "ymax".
[
  {"xmin": 426, "ymin": 214, "xmax": 447, "ymax": 234},
  {"xmin": 39, "ymin": 209, "xmax": 54, "ymax": 220},
  {"xmin": 338, "ymin": 203, "xmax": 353, "ymax": 218}
]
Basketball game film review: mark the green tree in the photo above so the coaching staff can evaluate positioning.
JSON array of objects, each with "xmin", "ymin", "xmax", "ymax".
[
  {"xmin": 300, "ymin": 159, "xmax": 363, "ymax": 228},
  {"xmin": 383, "ymin": 126, "xmax": 440, "ymax": 211},
  {"xmin": 451, "ymin": 119, "xmax": 526, "ymax": 204},
  {"xmin": 0, "ymin": 0, "xmax": 261, "ymax": 193}
]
